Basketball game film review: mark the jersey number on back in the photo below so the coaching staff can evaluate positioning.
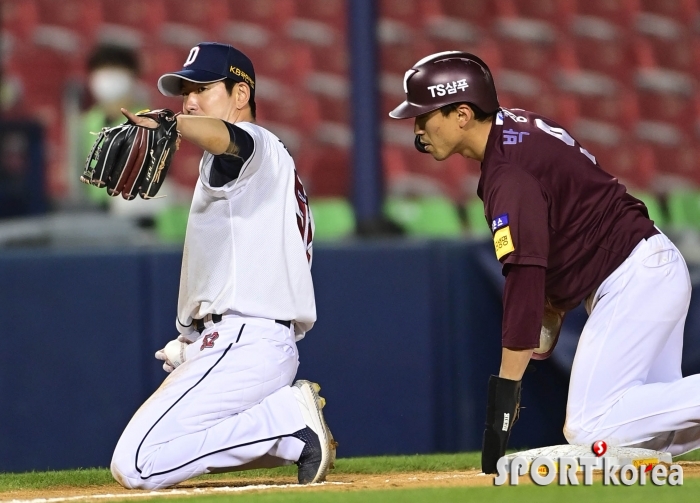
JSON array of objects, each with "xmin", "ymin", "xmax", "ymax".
[
  {"xmin": 294, "ymin": 171, "xmax": 313, "ymax": 264},
  {"xmin": 535, "ymin": 119, "xmax": 596, "ymax": 164}
]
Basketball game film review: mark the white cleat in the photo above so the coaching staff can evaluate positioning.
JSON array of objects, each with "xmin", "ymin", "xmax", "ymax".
[{"xmin": 291, "ymin": 380, "xmax": 337, "ymax": 483}]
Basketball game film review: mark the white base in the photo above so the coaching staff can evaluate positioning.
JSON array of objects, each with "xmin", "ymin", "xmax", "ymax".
[{"xmin": 504, "ymin": 444, "xmax": 673, "ymax": 472}]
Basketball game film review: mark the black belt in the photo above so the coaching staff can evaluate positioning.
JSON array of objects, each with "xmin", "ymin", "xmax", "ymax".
[{"xmin": 194, "ymin": 315, "xmax": 291, "ymax": 333}]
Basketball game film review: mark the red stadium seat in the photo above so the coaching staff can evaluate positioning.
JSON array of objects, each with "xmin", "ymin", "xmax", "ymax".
[
  {"xmin": 35, "ymin": 0, "xmax": 103, "ymax": 42},
  {"xmin": 7, "ymin": 44, "xmax": 71, "ymax": 101},
  {"xmin": 315, "ymin": 95, "xmax": 350, "ymax": 124},
  {"xmin": 639, "ymin": 0, "xmax": 698, "ymax": 24},
  {"xmin": 294, "ymin": 0, "xmax": 347, "ymax": 31},
  {"xmin": 139, "ymin": 45, "xmax": 187, "ymax": 96},
  {"xmin": 382, "ymin": 138, "xmax": 479, "ymax": 203},
  {"xmin": 575, "ymin": 0, "xmax": 638, "ymax": 28},
  {"xmin": 574, "ymin": 89, "xmax": 639, "ymax": 130},
  {"xmin": 164, "ymin": 0, "xmax": 229, "ymax": 33},
  {"xmin": 638, "ymin": 33, "xmax": 700, "ymax": 75},
  {"xmin": 219, "ymin": 20, "xmax": 274, "ymax": 55},
  {"xmin": 307, "ymin": 39, "xmax": 349, "ymax": 76},
  {"xmin": 306, "ymin": 145, "xmax": 351, "ymax": 197},
  {"xmin": 634, "ymin": 119, "xmax": 698, "ymax": 184},
  {"xmin": 635, "ymin": 67, "xmax": 696, "ymax": 131},
  {"xmin": 244, "ymin": 40, "xmax": 314, "ymax": 87},
  {"xmin": 569, "ymin": 32, "xmax": 637, "ymax": 85},
  {"xmin": 101, "ymin": 0, "xmax": 166, "ymax": 35},
  {"xmin": 439, "ymin": 0, "xmax": 511, "ymax": 26},
  {"xmin": 284, "ymin": 15, "xmax": 347, "ymax": 75},
  {"xmin": 513, "ymin": 0, "xmax": 577, "ymax": 28},
  {"xmin": 493, "ymin": 17, "xmax": 558, "ymax": 77},
  {"xmin": 228, "ymin": 0, "xmax": 297, "ymax": 31},
  {"xmin": 464, "ymin": 36, "xmax": 504, "ymax": 73},
  {"xmin": 306, "ymin": 72, "xmax": 350, "ymax": 123},
  {"xmin": 588, "ymin": 139, "xmax": 658, "ymax": 190},
  {"xmin": 638, "ymin": 90, "xmax": 696, "ymax": 133},
  {"xmin": 422, "ymin": 15, "xmax": 483, "ymax": 47},
  {"xmin": 634, "ymin": 9, "xmax": 699, "ymax": 73},
  {"xmin": 651, "ymin": 142, "xmax": 700, "ymax": 186},
  {"xmin": 380, "ymin": 40, "xmax": 438, "ymax": 75},
  {"xmin": 2, "ymin": 0, "xmax": 39, "ymax": 40},
  {"xmin": 379, "ymin": 0, "xmax": 443, "ymax": 29},
  {"xmin": 256, "ymin": 88, "xmax": 321, "ymax": 134}
]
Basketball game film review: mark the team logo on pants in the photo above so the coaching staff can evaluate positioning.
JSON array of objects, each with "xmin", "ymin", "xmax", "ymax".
[{"xmin": 200, "ymin": 332, "xmax": 219, "ymax": 351}]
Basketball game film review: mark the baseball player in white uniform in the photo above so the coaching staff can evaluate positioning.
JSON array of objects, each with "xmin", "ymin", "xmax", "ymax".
[{"xmin": 109, "ymin": 42, "xmax": 335, "ymax": 490}]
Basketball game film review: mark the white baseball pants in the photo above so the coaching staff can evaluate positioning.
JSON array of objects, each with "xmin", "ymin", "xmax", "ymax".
[
  {"xmin": 111, "ymin": 316, "xmax": 306, "ymax": 490},
  {"xmin": 564, "ymin": 232, "xmax": 700, "ymax": 454}
]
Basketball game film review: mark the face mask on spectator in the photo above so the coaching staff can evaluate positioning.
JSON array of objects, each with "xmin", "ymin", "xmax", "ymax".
[{"xmin": 89, "ymin": 68, "xmax": 135, "ymax": 104}]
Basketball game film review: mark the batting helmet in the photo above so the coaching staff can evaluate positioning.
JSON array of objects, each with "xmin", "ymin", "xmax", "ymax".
[{"xmin": 389, "ymin": 51, "xmax": 499, "ymax": 119}]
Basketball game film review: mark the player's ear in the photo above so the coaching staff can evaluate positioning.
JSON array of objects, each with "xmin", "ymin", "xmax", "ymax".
[
  {"xmin": 235, "ymin": 83, "xmax": 251, "ymax": 110},
  {"xmin": 456, "ymin": 103, "xmax": 474, "ymax": 126}
]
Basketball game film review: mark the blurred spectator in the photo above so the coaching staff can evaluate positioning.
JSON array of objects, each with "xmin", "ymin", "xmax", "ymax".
[
  {"xmin": 80, "ymin": 43, "xmax": 171, "ymax": 222},
  {"xmin": 81, "ymin": 44, "xmax": 145, "ymax": 206}
]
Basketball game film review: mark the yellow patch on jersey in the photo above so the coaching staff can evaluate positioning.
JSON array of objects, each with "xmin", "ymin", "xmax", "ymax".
[{"xmin": 494, "ymin": 226, "xmax": 515, "ymax": 259}]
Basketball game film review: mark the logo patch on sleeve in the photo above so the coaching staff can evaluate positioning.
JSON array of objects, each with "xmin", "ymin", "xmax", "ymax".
[
  {"xmin": 494, "ymin": 226, "xmax": 515, "ymax": 260},
  {"xmin": 491, "ymin": 214, "xmax": 509, "ymax": 233}
]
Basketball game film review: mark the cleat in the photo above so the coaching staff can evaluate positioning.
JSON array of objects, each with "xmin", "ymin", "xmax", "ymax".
[
  {"xmin": 291, "ymin": 380, "xmax": 335, "ymax": 484},
  {"xmin": 327, "ymin": 425, "xmax": 338, "ymax": 469},
  {"xmin": 311, "ymin": 382, "xmax": 321, "ymax": 393}
]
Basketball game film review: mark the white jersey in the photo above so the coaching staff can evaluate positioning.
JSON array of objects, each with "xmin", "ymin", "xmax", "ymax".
[{"xmin": 176, "ymin": 122, "xmax": 316, "ymax": 338}]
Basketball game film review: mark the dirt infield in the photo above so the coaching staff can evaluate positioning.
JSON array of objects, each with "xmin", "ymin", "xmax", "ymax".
[{"xmin": 3, "ymin": 463, "xmax": 699, "ymax": 502}]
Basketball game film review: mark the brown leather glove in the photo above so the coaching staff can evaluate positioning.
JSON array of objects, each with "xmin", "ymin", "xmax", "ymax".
[{"xmin": 81, "ymin": 109, "xmax": 180, "ymax": 200}]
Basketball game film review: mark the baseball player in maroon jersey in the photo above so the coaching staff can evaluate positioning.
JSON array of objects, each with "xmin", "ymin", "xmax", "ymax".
[{"xmin": 390, "ymin": 51, "xmax": 700, "ymax": 473}]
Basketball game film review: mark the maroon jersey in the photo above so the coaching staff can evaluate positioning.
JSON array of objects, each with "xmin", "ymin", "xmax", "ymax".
[{"xmin": 478, "ymin": 108, "xmax": 655, "ymax": 325}]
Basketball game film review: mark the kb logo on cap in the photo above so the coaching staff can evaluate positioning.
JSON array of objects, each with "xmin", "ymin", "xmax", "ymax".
[{"xmin": 229, "ymin": 66, "xmax": 254, "ymax": 89}]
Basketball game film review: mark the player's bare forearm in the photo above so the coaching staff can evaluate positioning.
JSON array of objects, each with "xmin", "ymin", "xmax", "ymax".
[
  {"xmin": 176, "ymin": 115, "xmax": 232, "ymax": 155},
  {"xmin": 499, "ymin": 347, "xmax": 534, "ymax": 380},
  {"xmin": 122, "ymin": 109, "xmax": 232, "ymax": 156}
]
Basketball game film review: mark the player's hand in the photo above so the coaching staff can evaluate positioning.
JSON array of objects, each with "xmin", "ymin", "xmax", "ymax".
[
  {"xmin": 154, "ymin": 348, "xmax": 176, "ymax": 373},
  {"xmin": 155, "ymin": 338, "xmax": 190, "ymax": 373},
  {"xmin": 121, "ymin": 108, "xmax": 159, "ymax": 129}
]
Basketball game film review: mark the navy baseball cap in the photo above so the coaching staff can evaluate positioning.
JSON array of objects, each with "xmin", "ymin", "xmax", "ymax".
[{"xmin": 158, "ymin": 42, "xmax": 255, "ymax": 97}]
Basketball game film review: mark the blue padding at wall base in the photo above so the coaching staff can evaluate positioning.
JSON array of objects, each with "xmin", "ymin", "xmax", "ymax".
[
  {"xmin": 2, "ymin": 242, "xmax": 699, "ymax": 471},
  {"xmin": 299, "ymin": 242, "xmax": 436, "ymax": 456},
  {"xmin": 0, "ymin": 249, "xmax": 146, "ymax": 471}
]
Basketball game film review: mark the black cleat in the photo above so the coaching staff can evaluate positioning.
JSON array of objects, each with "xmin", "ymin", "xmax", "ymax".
[{"xmin": 292, "ymin": 426, "xmax": 324, "ymax": 484}]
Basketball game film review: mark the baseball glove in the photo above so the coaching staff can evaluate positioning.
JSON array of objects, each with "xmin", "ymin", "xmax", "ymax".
[{"xmin": 81, "ymin": 109, "xmax": 181, "ymax": 200}]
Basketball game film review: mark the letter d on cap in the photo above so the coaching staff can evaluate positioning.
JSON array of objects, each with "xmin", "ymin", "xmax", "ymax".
[{"xmin": 184, "ymin": 47, "xmax": 200, "ymax": 67}]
